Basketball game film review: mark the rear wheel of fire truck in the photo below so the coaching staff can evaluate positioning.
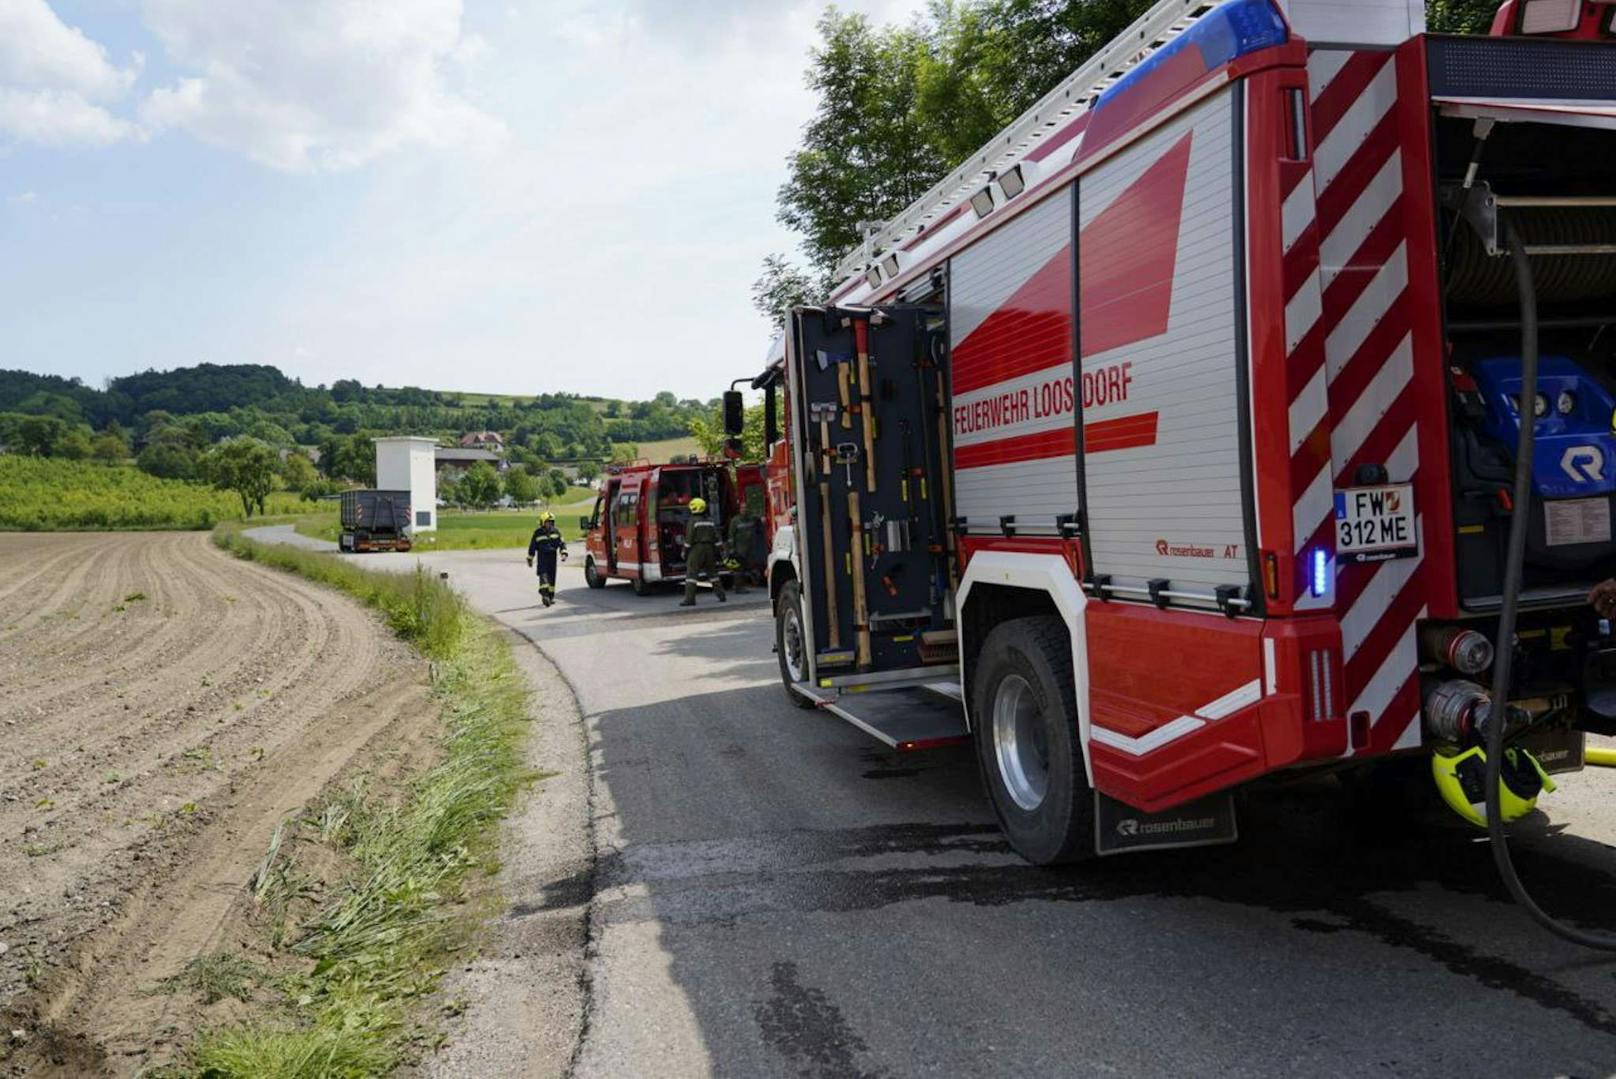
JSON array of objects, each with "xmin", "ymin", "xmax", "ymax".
[
  {"xmin": 632, "ymin": 573, "xmax": 652, "ymax": 597},
  {"xmin": 584, "ymin": 556, "xmax": 606, "ymax": 589},
  {"xmin": 774, "ymin": 581, "xmax": 816, "ymax": 710},
  {"xmin": 973, "ymin": 617, "xmax": 1094, "ymax": 864}
]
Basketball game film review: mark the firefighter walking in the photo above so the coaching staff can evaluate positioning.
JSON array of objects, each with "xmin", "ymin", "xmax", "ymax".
[
  {"xmin": 679, "ymin": 497, "xmax": 725, "ymax": 606},
  {"xmin": 526, "ymin": 511, "xmax": 568, "ymax": 607}
]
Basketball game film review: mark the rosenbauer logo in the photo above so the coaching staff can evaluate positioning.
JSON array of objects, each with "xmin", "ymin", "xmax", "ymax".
[
  {"xmin": 1116, "ymin": 816, "xmax": 1218, "ymax": 837},
  {"xmin": 1155, "ymin": 538, "xmax": 1215, "ymax": 558}
]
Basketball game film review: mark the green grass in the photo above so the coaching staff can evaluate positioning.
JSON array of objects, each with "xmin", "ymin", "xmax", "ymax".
[
  {"xmin": 0, "ymin": 457, "xmax": 318, "ymax": 531},
  {"xmin": 633, "ymin": 435, "xmax": 701, "ymax": 462},
  {"xmin": 293, "ymin": 504, "xmax": 594, "ymax": 551},
  {"xmin": 195, "ymin": 525, "xmax": 534, "ymax": 1075},
  {"xmin": 190, "ymin": 1026, "xmax": 393, "ymax": 1079}
]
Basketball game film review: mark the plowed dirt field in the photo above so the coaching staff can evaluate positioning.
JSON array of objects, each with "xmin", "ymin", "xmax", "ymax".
[{"xmin": 0, "ymin": 532, "xmax": 434, "ymax": 1073}]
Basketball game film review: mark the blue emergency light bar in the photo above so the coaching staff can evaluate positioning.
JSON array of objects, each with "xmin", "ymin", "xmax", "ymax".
[{"xmin": 1092, "ymin": 0, "xmax": 1290, "ymax": 115}]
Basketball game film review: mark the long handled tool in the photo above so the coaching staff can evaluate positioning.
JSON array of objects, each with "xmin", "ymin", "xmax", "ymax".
[
  {"xmin": 809, "ymin": 402, "xmax": 841, "ymax": 650},
  {"xmin": 847, "ymin": 487, "xmax": 872, "ymax": 668},
  {"xmin": 853, "ymin": 317, "xmax": 878, "ymax": 492}
]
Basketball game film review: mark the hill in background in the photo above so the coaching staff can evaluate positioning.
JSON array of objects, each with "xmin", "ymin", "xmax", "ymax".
[{"xmin": 0, "ymin": 363, "xmax": 716, "ymax": 475}]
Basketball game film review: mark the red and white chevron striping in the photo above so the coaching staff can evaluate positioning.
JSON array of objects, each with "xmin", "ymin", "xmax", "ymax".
[{"xmin": 1286, "ymin": 47, "xmax": 1426, "ymax": 754}]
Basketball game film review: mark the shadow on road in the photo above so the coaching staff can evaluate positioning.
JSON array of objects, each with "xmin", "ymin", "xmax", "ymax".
[{"xmin": 551, "ymin": 677, "xmax": 1616, "ymax": 1075}]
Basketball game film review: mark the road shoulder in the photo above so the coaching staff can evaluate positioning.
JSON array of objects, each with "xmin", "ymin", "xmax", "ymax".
[{"xmin": 423, "ymin": 626, "xmax": 592, "ymax": 1079}]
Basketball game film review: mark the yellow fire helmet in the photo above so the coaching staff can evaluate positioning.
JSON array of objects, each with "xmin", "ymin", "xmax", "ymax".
[
  {"xmin": 689, "ymin": 497, "xmax": 707, "ymax": 515},
  {"xmin": 540, "ymin": 511, "xmax": 555, "ymax": 524},
  {"xmin": 1431, "ymin": 744, "xmax": 1556, "ymax": 828}
]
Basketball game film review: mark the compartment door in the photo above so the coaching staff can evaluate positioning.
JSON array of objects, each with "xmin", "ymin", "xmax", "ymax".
[{"xmin": 788, "ymin": 305, "xmax": 952, "ymax": 679}]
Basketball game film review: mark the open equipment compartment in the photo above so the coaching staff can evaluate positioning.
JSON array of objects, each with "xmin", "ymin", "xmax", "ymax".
[
  {"xmin": 787, "ymin": 304, "xmax": 955, "ymax": 683},
  {"xmin": 1430, "ymin": 35, "xmax": 1616, "ymax": 611}
]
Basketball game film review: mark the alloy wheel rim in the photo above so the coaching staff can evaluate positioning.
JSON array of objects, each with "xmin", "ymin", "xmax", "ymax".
[
  {"xmin": 992, "ymin": 673, "xmax": 1049, "ymax": 811},
  {"xmin": 783, "ymin": 606, "xmax": 805, "ymax": 681}
]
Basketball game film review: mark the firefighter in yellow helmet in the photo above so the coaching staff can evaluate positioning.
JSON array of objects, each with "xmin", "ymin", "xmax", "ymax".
[
  {"xmin": 526, "ymin": 511, "xmax": 567, "ymax": 607},
  {"xmin": 1431, "ymin": 742, "xmax": 1555, "ymax": 828},
  {"xmin": 679, "ymin": 497, "xmax": 725, "ymax": 606}
]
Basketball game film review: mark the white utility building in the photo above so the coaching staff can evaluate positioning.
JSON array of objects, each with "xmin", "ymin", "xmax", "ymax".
[{"xmin": 373, "ymin": 436, "xmax": 438, "ymax": 533}]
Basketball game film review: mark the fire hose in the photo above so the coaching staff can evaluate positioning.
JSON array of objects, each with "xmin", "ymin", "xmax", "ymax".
[{"xmin": 1486, "ymin": 220, "xmax": 1616, "ymax": 950}]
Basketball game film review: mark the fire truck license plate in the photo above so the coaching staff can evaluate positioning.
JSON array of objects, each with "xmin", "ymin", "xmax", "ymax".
[{"xmin": 1334, "ymin": 483, "xmax": 1417, "ymax": 563}]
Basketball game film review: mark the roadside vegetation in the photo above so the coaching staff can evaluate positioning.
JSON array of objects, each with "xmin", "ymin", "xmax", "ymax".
[
  {"xmin": 175, "ymin": 525, "xmax": 534, "ymax": 1076},
  {"xmin": 0, "ymin": 457, "xmax": 315, "ymax": 530}
]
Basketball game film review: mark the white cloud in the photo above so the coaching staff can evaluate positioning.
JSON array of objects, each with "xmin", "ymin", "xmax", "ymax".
[
  {"xmin": 0, "ymin": 0, "xmax": 141, "ymax": 146},
  {"xmin": 137, "ymin": 0, "xmax": 506, "ymax": 171},
  {"xmin": 8, "ymin": 189, "xmax": 37, "ymax": 204},
  {"xmin": 244, "ymin": 0, "xmax": 930, "ymax": 397}
]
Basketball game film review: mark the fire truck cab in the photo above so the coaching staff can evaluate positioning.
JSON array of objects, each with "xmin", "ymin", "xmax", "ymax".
[
  {"xmin": 581, "ymin": 459, "xmax": 759, "ymax": 595},
  {"xmin": 757, "ymin": 0, "xmax": 1616, "ymax": 862}
]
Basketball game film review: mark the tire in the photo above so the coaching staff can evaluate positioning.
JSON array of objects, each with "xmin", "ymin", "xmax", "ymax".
[
  {"xmin": 584, "ymin": 557, "xmax": 606, "ymax": 589},
  {"xmin": 972, "ymin": 616, "xmax": 1094, "ymax": 865},
  {"xmin": 632, "ymin": 574, "xmax": 651, "ymax": 597},
  {"xmin": 775, "ymin": 581, "xmax": 816, "ymax": 709}
]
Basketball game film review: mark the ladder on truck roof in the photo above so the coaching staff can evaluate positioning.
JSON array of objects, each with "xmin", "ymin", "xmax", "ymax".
[{"xmin": 833, "ymin": 0, "xmax": 1223, "ymax": 283}]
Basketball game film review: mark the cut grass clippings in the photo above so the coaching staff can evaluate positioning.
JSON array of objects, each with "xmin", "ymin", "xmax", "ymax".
[{"xmin": 194, "ymin": 522, "xmax": 534, "ymax": 1076}]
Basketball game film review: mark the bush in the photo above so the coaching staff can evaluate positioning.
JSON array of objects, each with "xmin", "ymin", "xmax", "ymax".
[
  {"xmin": 138, "ymin": 440, "xmax": 200, "ymax": 480},
  {"xmin": 0, "ymin": 457, "xmax": 311, "ymax": 530}
]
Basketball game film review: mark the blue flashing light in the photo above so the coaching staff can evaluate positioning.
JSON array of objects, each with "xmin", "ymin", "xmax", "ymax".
[
  {"xmin": 1310, "ymin": 547, "xmax": 1329, "ymax": 597},
  {"xmin": 1092, "ymin": 0, "xmax": 1289, "ymax": 114}
]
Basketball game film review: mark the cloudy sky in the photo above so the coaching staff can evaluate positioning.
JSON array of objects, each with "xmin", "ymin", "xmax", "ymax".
[{"xmin": 0, "ymin": 0, "xmax": 922, "ymax": 399}]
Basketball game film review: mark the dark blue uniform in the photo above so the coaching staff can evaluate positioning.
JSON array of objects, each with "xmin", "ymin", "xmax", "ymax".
[{"xmin": 527, "ymin": 522, "xmax": 567, "ymax": 606}]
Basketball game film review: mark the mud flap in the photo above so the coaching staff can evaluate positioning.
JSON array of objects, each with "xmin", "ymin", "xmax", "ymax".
[
  {"xmin": 1517, "ymin": 725, "xmax": 1586, "ymax": 775},
  {"xmin": 1094, "ymin": 791, "xmax": 1238, "ymax": 856}
]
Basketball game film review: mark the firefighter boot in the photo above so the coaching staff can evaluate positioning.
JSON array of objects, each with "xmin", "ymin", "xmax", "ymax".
[{"xmin": 680, "ymin": 579, "xmax": 697, "ymax": 606}]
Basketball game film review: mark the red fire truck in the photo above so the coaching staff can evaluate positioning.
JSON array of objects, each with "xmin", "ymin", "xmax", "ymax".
[
  {"xmin": 752, "ymin": 0, "xmax": 1616, "ymax": 869},
  {"xmin": 580, "ymin": 458, "xmax": 766, "ymax": 595}
]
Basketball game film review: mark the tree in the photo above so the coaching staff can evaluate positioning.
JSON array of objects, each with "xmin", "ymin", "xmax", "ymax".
[
  {"xmin": 207, "ymin": 439, "xmax": 279, "ymax": 518},
  {"xmin": 458, "ymin": 461, "xmax": 502, "ymax": 508},
  {"xmin": 1428, "ymin": 0, "xmax": 1498, "ymax": 31},
  {"xmin": 503, "ymin": 465, "xmax": 539, "ymax": 505},
  {"xmin": 751, "ymin": 254, "xmax": 821, "ymax": 329},
  {"xmin": 778, "ymin": 10, "xmax": 949, "ymax": 275},
  {"xmin": 575, "ymin": 459, "xmax": 601, "ymax": 483},
  {"xmin": 14, "ymin": 415, "xmax": 68, "ymax": 456},
  {"xmin": 55, "ymin": 428, "xmax": 93, "ymax": 460},
  {"xmin": 137, "ymin": 440, "xmax": 200, "ymax": 480},
  {"xmin": 317, "ymin": 433, "xmax": 377, "ymax": 485},
  {"xmin": 92, "ymin": 430, "xmax": 128, "ymax": 463},
  {"xmin": 689, "ymin": 397, "xmax": 771, "ymax": 461},
  {"xmin": 437, "ymin": 466, "xmax": 461, "ymax": 507},
  {"xmin": 280, "ymin": 450, "xmax": 319, "ymax": 495}
]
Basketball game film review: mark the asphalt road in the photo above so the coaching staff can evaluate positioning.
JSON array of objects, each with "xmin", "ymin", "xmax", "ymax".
[{"xmin": 250, "ymin": 529, "xmax": 1616, "ymax": 1076}]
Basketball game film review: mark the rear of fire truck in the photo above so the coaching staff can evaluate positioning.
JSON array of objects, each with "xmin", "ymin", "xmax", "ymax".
[{"xmin": 759, "ymin": 0, "xmax": 1616, "ymax": 872}]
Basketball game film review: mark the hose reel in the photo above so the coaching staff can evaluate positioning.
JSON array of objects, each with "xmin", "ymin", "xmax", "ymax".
[{"xmin": 1444, "ymin": 184, "xmax": 1616, "ymax": 307}]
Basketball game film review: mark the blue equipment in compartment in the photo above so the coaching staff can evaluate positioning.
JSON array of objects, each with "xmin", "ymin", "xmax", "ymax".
[{"xmin": 1474, "ymin": 355, "xmax": 1616, "ymax": 498}]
